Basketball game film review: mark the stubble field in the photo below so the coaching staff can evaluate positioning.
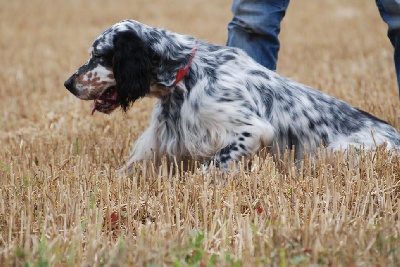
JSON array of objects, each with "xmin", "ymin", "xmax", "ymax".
[{"xmin": 0, "ymin": 0, "xmax": 400, "ymax": 266}]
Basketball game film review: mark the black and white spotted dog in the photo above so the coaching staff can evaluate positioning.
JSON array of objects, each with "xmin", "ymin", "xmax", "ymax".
[{"xmin": 64, "ymin": 19, "xmax": 400, "ymax": 172}]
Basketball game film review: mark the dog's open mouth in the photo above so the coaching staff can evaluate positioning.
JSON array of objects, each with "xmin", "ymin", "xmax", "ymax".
[{"xmin": 91, "ymin": 86, "xmax": 120, "ymax": 115}]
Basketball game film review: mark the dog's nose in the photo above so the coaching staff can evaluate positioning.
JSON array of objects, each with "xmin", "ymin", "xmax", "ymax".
[{"xmin": 64, "ymin": 77, "xmax": 74, "ymax": 90}]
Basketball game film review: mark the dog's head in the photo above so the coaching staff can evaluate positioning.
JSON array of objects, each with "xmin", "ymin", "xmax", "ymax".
[{"xmin": 64, "ymin": 20, "xmax": 153, "ymax": 114}]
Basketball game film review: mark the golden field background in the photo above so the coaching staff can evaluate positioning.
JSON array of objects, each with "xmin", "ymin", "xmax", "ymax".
[{"xmin": 0, "ymin": 0, "xmax": 399, "ymax": 266}]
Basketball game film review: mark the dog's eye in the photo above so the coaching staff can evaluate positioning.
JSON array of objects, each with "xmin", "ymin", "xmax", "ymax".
[
  {"xmin": 92, "ymin": 54, "xmax": 107, "ymax": 64},
  {"xmin": 92, "ymin": 53, "xmax": 102, "ymax": 59},
  {"xmin": 92, "ymin": 52, "xmax": 113, "ymax": 66}
]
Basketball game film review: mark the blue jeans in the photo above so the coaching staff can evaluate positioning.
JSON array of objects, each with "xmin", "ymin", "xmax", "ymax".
[
  {"xmin": 227, "ymin": 0, "xmax": 400, "ymax": 95},
  {"xmin": 376, "ymin": 0, "xmax": 400, "ymax": 94},
  {"xmin": 227, "ymin": 0, "xmax": 290, "ymax": 70}
]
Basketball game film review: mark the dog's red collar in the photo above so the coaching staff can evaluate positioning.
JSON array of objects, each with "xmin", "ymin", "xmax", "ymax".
[{"xmin": 174, "ymin": 47, "xmax": 197, "ymax": 86}]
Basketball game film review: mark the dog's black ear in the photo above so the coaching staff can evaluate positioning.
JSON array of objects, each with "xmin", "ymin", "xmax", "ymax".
[{"xmin": 113, "ymin": 31, "xmax": 152, "ymax": 111}]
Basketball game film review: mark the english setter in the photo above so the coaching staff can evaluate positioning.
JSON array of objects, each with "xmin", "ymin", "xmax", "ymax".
[{"xmin": 64, "ymin": 19, "xmax": 400, "ymax": 172}]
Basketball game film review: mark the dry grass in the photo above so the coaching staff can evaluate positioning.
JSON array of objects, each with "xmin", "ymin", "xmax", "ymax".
[{"xmin": 0, "ymin": 0, "xmax": 399, "ymax": 266}]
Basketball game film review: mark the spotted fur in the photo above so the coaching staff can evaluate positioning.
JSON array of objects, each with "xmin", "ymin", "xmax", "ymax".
[{"xmin": 64, "ymin": 19, "xmax": 400, "ymax": 171}]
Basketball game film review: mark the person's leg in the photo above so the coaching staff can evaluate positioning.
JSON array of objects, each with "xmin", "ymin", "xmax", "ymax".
[
  {"xmin": 390, "ymin": 30, "xmax": 400, "ymax": 95},
  {"xmin": 227, "ymin": 0, "xmax": 290, "ymax": 70},
  {"xmin": 376, "ymin": 0, "xmax": 400, "ymax": 95}
]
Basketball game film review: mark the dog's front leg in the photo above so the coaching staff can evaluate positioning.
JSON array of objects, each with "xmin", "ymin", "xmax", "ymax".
[
  {"xmin": 117, "ymin": 124, "xmax": 161, "ymax": 175},
  {"xmin": 204, "ymin": 126, "xmax": 274, "ymax": 170},
  {"xmin": 204, "ymin": 143, "xmax": 242, "ymax": 170}
]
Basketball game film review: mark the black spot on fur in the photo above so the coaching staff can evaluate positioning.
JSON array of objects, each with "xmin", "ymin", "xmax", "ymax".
[
  {"xmin": 221, "ymin": 54, "xmax": 236, "ymax": 62},
  {"xmin": 309, "ymin": 121, "xmax": 315, "ymax": 130},
  {"xmin": 184, "ymin": 70, "xmax": 197, "ymax": 91},
  {"xmin": 206, "ymin": 44, "xmax": 221, "ymax": 52},
  {"xmin": 203, "ymin": 67, "xmax": 217, "ymax": 83},
  {"xmin": 287, "ymin": 128, "xmax": 300, "ymax": 149},
  {"xmin": 248, "ymin": 70, "xmax": 270, "ymax": 80},
  {"xmin": 321, "ymin": 132, "xmax": 329, "ymax": 144},
  {"xmin": 257, "ymin": 86, "xmax": 273, "ymax": 116}
]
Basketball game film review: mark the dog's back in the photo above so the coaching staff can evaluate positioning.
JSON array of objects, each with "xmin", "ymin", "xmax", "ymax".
[{"xmin": 253, "ymin": 73, "xmax": 400, "ymax": 158}]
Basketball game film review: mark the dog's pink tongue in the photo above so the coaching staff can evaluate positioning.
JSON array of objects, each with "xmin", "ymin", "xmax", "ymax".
[{"xmin": 91, "ymin": 100, "xmax": 97, "ymax": 115}]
